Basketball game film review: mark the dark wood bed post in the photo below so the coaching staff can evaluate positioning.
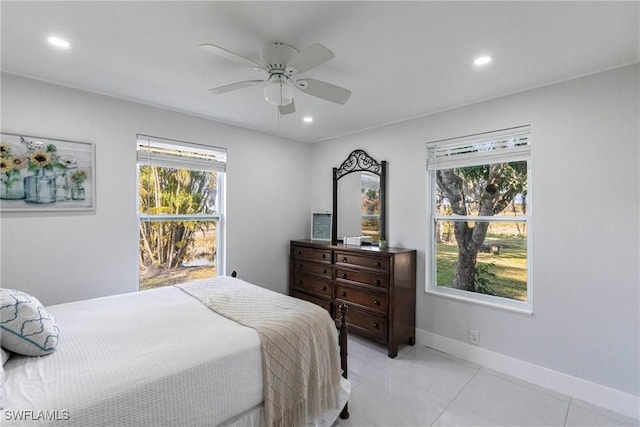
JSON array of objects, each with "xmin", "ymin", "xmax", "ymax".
[{"xmin": 337, "ymin": 303, "xmax": 349, "ymax": 420}]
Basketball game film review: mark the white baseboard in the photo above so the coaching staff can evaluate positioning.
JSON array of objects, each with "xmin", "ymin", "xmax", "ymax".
[{"xmin": 416, "ymin": 328, "xmax": 640, "ymax": 421}]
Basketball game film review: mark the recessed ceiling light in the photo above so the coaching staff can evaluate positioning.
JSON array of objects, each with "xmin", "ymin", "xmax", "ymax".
[
  {"xmin": 47, "ymin": 36, "xmax": 70, "ymax": 49},
  {"xmin": 473, "ymin": 56, "xmax": 492, "ymax": 66},
  {"xmin": 303, "ymin": 116, "xmax": 313, "ymax": 123}
]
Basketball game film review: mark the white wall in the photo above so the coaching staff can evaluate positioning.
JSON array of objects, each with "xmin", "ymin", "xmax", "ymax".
[
  {"xmin": 0, "ymin": 73, "xmax": 311, "ymax": 304},
  {"xmin": 310, "ymin": 65, "xmax": 639, "ymax": 400}
]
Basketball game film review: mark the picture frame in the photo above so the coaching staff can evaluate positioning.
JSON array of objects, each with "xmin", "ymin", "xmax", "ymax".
[
  {"xmin": 0, "ymin": 132, "xmax": 95, "ymax": 212},
  {"xmin": 311, "ymin": 212, "xmax": 332, "ymax": 241}
]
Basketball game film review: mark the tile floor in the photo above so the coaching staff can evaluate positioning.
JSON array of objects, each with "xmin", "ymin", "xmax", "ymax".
[{"xmin": 337, "ymin": 335, "xmax": 639, "ymax": 427}]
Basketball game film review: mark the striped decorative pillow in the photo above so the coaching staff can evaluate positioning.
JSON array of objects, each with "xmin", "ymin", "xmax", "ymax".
[{"xmin": 0, "ymin": 289, "xmax": 58, "ymax": 356}]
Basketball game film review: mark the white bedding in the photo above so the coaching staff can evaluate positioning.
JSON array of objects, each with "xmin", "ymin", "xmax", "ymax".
[
  {"xmin": 221, "ymin": 377, "xmax": 351, "ymax": 427},
  {"xmin": 2, "ymin": 286, "xmax": 264, "ymax": 426}
]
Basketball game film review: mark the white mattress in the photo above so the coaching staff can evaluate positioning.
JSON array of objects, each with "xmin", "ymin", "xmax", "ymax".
[{"xmin": 2, "ymin": 286, "xmax": 264, "ymax": 426}]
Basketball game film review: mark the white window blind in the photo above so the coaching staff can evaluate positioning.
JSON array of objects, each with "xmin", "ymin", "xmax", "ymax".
[
  {"xmin": 137, "ymin": 134, "xmax": 226, "ymax": 172},
  {"xmin": 427, "ymin": 125, "xmax": 531, "ymax": 170}
]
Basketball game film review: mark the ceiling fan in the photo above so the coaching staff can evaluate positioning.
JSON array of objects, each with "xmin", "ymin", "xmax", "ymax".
[{"xmin": 199, "ymin": 42, "xmax": 351, "ymax": 115}]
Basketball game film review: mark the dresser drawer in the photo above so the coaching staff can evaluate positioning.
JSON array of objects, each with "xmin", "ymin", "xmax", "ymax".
[
  {"xmin": 292, "ymin": 273, "xmax": 333, "ymax": 298},
  {"xmin": 292, "ymin": 291, "xmax": 331, "ymax": 312},
  {"xmin": 335, "ymin": 284, "xmax": 388, "ymax": 315},
  {"xmin": 336, "ymin": 305, "xmax": 387, "ymax": 342},
  {"xmin": 335, "ymin": 252, "xmax": 388, "ymax": 271},
  {"xmin": 335, "ymin": 268, "xmax": 389, "ymax": 289},
  {"xmin": 292, "ymin": 246, "xmax": 332, "ymax": 264},
  {"xmin": 292, "ymin": 260, "xmax": 332, "ymax": 278}
]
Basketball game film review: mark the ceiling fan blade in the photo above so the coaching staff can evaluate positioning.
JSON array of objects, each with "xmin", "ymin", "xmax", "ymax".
[
  {"xmin": 286, "ymin": 43, "xmax": 335, "ymax": 75},
  {"xmin": 296, "ymin": 78, "xmax": 351, "ymax": 104},
  {"xmin": 209, "ymin": 80, "xmax": 264, "ymax": 94},
  {"xmin": 279, "ymin": 100, "xmax": 296, "ymax": 115},
  {"xmin": 200, "ymin": 44, "xmax": 264, "ymax": 69}
]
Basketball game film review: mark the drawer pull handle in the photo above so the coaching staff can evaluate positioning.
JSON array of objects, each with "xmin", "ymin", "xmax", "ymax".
[
  {"xmin": 321, "ymin": 254, "xmax": 326, "ymax": 259},
  {"xmin": 298, "ymin": 279, "xmax": 302, "ymax": 284},
  {"xmin": 341, "ymin": 291, "xmax": 347, "ymax": 297},
  {"xmin": 373, "ymin": 323, "xmax": 379, "ymax": 329},
  {"xmin": 375, "ymin": 262, "xmax": 381, "ymax": 267},
  {"xmin": 341, "ymin": 273, "xmax": 347, "ymax": 279},
  {"xmin": 321, "ymin": 286, "xmax": 327, "ymax": 291},
  {"xmin": 374, "ymin": 299, "xmax": 380, "ymax": 305},
  {"xmin": 299, "ymin": 264, "xmax": 303, "ymax": 269},
  {"xmin": 322, "ymin": 269, "xmax": 327, "ymax": 274},
  {"xmin": 297, "ymin": 250, "xmax": 302, "ymax": 256},
  {"xmin": 342, "ymin": 257, "xmax": 347, "ymax": 262},
  {"xmin": 373, "ymin": 279, "xmax": 381, "ymax": 286}
]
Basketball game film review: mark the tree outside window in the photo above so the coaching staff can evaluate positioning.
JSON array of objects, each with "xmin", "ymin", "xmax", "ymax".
[{"xmin": 427, "ymin": 127, "xmax": 531, "ymax": 312}]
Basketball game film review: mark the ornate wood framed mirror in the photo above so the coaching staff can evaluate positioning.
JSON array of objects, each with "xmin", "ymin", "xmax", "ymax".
[{"xmin": 332, "ymin": 149, "xmax": 386, "ymax": 246}]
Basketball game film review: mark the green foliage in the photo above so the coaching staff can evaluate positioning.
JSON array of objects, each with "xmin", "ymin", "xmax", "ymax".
[
  {"xmin": 436, "ymin": 237, "xmax": 527, "ymax": 301},
  {"xmin": 139, "ymin": 165, "xmax": 217, "ymax": 270},
  {"xmin": 452, "ymin": 160, "xmax": 527, "ymax": 216},
  {"xmin": 474, "ymin": 262, "xmax": 498, "ymax": 295}
]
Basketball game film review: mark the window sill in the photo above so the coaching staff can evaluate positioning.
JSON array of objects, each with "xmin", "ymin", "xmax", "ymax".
[{"xmin": 426, "ymin": 287, "xmax": 533, "ymax": 315}]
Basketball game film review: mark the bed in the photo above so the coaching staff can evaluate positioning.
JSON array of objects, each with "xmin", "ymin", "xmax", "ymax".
[{"xmin": 0, "ymin": 275, "xmax": 350, "ymax": 426}]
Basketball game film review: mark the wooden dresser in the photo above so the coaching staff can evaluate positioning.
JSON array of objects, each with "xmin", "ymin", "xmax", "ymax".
[{"xmin": 289, "ymin": 239, "xmax": 416, "ymax": 358}]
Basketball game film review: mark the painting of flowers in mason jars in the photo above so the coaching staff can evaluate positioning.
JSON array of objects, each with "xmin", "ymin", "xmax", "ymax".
[{"xmin": 0, "ymin": 132, "xmax": 95, "ymax": 211}]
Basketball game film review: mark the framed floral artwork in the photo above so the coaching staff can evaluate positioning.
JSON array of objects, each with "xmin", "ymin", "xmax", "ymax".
[{"xmin": 0, "ymin": 132, "xmax": 95, "ymax": 211}]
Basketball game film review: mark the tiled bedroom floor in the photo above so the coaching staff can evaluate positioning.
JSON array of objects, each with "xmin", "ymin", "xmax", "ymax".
[{"xmin": 336, "ymin": 335, "xmax": 639, "ymax": 427}]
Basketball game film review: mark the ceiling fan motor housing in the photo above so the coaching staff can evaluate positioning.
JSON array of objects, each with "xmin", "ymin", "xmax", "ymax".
[
  {"xmin": 261, "ymin": 42, "xmax": 298, "ymax": 107},
  {"xmin": 261, "ymin": 42, "xmax": 299, "ymax": 75}
]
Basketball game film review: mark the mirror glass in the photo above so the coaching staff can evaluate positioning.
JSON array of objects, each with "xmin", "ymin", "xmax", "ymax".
[{"xmin": 337, "ymin": 172, "xmax": 381, "ymax": 244}]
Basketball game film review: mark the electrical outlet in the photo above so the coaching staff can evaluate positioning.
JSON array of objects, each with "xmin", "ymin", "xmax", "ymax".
[{"xmin": 469, "ymin": 328, "xmax": 479, "ymax": 346}]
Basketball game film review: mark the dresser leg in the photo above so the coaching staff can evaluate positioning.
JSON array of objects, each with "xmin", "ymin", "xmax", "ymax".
[
  {"xmin": 388, "ymin": 345, "xmax": 398, "ymax": 358},
  {"xmin": 408, "ymin": 336, "xmax": 415, "ymax": 346}
]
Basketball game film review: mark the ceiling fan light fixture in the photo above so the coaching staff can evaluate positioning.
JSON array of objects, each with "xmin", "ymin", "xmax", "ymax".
[{"xmin": 263, "ymin": 76, "xmax": 294, "ymax": 106}]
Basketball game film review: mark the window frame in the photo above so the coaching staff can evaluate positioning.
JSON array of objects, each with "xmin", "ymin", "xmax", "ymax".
[
  {"xmin": 426, "ymin": 126, "xmax": 533, "ymax": 314},
  {"xmin": 136, "ymin": 135, "xmax": 226, "ymax": 288}
]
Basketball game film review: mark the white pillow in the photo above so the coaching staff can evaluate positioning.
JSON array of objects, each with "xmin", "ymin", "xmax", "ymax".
[
  {"xmin": 0, "ymin": 289, "xmax": 58, "ymax": 356},
  {"xmin": 1, "ymin": 347, "xmax": 8, "ymax": 365}
]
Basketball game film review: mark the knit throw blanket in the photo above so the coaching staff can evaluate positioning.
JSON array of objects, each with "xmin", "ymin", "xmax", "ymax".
[{"xmin": 177, "ymin": 276, "xmax": 342, "ymax": 427}]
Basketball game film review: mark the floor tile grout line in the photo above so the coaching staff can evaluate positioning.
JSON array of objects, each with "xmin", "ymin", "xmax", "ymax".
[
  {"xmin": 429, "ymin": 363, "xmax": 485, "ymax": 426},
  {"xmin": 473, "ymin": 366, "xmax": 574, "ymax": 426}
]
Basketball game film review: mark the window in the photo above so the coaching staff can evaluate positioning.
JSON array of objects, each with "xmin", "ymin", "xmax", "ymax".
[
  {"xmin": 361, "ymin": 173, "xmax": 381, "ymax": 243},
  {"xmin": 137, "ymin": 135, "xmax": 226, "ymax": 290},
  {"xmin": 426, "ymin": 126, "xmax": 532, "ymax": 313}
]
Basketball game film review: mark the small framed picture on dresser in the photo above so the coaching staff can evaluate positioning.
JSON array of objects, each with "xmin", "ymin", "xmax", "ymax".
[{"xmin": 311, "ymin": 212, "xmax": 332, "ymax": 241}]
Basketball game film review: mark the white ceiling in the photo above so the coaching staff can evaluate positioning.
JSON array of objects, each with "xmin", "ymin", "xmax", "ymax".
[{"xmin": 1, "ymin": 1, "xmax": 638, "ymax": 143}]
